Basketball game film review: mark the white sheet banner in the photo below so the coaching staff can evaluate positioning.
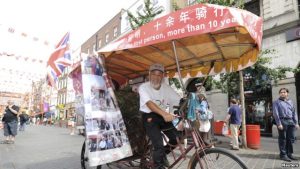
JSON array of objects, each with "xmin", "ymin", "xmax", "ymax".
[{"xmin": 74, "ymin": 55, "xmax": 132, "ymax": 166}]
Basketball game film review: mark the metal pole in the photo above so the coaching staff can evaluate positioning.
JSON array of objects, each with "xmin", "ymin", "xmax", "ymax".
[
  {"xmin": 171, "ymin": 40, "xmax": 187, "ymax": 94},
  {"xmin": 239, "ymin": 70, "xmax": 247, "ymax": 148}
]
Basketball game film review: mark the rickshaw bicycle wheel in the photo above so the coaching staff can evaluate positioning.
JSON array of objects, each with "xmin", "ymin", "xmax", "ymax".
[
  {"xmin": 81, "ymin": 140, "xmax": 102, "ymax": 169},
  {"xmin": 189, "ymin": 147, "xmax": 247, "ymax": 169}
]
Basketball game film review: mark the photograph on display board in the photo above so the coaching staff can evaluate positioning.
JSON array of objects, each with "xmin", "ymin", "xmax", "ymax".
[
  {"xmin": 79, "ymin": 55, "xmax": 132, "ymax": 166},
  {"xmin": 82, "ymin": 74, "xmax": 106, "ymax": 111},
  {"xmin": 82, "ymin": 56, "xmax": 103, "ymax": 75},
  {"xmin": 87, "ymin": 130, "xmax": 125, "ymax": 152}
]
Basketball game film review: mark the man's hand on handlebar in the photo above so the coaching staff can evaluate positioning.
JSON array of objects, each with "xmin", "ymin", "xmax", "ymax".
[{"xmin": 163, "ymin": 112, "xmax": 175, "ymax": 122}]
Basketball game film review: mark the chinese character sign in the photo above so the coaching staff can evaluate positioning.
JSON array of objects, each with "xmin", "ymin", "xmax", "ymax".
[{"xmin": 101, "ymin": 3, "xmax": 262, "ymax": 51}]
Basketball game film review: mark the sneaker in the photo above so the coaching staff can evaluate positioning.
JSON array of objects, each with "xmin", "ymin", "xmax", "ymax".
[
  {"xmin": 0, "ymin": 140, "xmax": 10, "ymax": 144},
  {"xmin": 231, "ymin": 147, "xmax": 239, "ymax": 150},
  {"xmin": 280, "ymin": 156, "xmax": 292, "ymax": 162}
]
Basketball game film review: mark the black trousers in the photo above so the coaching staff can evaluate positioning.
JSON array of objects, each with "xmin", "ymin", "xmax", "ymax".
[
  {"xmin": 278, "ymin": 124, "xmax": 296, "ymax": 157},
  {"xmin": 142, "ymin": 112, "xmax": 178, "ymax": 169}
]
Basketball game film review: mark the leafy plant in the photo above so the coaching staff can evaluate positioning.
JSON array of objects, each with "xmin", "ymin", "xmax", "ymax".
[
  {"xmin": 127, "ymin": 0, "xmax": 164, "ymax": 30},
  {"xmin": 196, "ymin": 0, "xmax": 245, "ymax": 8},
  {"xmin": 217, "ymin": 49, "xmax": 298, "ymax": 99},
  {"xmin": 115, "ymin": 86, "xmax": 147, "ymax": 155},
  {"xmin": 115, "ymin": 85, "xmax": 140, "ymax": 118}
]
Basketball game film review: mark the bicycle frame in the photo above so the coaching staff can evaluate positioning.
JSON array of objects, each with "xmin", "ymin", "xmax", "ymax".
[{"xmin": 161, "ymin": 97, "xmax": 212, "ymax": 169}]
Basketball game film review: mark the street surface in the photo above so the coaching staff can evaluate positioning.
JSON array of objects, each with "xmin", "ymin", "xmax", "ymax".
[{"xmin": 0, "ymin": 125, "xmax": 299, "ymax": 169}]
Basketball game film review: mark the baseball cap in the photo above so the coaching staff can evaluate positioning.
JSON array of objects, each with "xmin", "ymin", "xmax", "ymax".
[{"xmin": 149, "ymin": 63, "xmax": 164, "ymax": 73}]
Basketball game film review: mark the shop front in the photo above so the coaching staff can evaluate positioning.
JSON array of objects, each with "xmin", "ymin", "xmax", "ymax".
[{"xmin": 244, "ymin": 91, "xmax": 273, "ymax": 136}]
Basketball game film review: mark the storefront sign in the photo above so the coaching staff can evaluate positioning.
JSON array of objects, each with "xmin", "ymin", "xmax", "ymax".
[{"xmin": 286, "ymin": 26, "xmax": 300, "ymax": 42}]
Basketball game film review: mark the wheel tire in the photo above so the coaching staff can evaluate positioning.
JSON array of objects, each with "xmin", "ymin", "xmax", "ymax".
[
  {"xmin": 81, "ymin": 141, "xmax": 87, "ymax": 169},
  {"xmin": 189, "ymin": 147, "xmax": 248, "ymax": 169},
  {"xmin": 81, "ymin": 140, "xmax": 102, "ymax": 169}
]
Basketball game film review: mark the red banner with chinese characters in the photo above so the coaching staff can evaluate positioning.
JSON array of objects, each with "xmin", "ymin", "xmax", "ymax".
[{"xmin": 100, "ymin": 3, "xmax": 262, "ymax": 52}]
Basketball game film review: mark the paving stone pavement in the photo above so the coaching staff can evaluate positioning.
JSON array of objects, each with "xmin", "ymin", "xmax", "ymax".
[{"xmin": 0, "ymin": 125, "xmax": 299, "ymax": 169}]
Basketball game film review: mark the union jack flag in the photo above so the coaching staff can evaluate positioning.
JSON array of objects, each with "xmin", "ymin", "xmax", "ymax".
[{"xmin": 46, "ymin": 32, "xmax": 72, "ymax": 87}]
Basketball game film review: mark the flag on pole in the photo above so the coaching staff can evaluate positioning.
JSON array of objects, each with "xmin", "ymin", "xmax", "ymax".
[{"xmin": 46, "ymin": 32, "xmax": 72, "ymax": 87}]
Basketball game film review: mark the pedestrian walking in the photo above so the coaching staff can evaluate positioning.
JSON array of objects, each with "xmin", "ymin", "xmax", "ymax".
[
  {"xmin": 224, "ymin": 99, "xmax": 242, "ymax": 150},
  {"xmin": 273, "ymin": 88, "xmax": 299, "ymax": 162},
  {"xmin": 19, "ymin": 111, "xmax": 29, "ymax": 131},
  {"xmin": 196, "ymin": 91, "xmax": 212, "ymax": 146},
  {"xmin": 1, "ymin": 100, "xmax": 20, "ymax": 144},
  {"xmin": 68, "ymin": 112, "xmax": 76, "ymax": 135}
]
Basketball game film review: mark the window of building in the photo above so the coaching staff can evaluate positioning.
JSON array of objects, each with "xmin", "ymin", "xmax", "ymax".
[
  {"xmin": 60, "ymin": 80, "xmax": 62, "ymax": 89},
  {"xmin": 98, "ymin": 39, "xmax": 102, "ymax": 48},
  {"xmin": 113, "ymin": 27, "xmax": 118, "ymax": 37},
  {"xmin": 93, "ymin": 43, "xmax": 96, "ymax": 52},
  {"xmin": 105, "ymin": 33, "xmax": 109, "ymax": 43},
  {"xmin": 188, "ymin": 0, "xmax": 196, "ymax": 6},
  {"xmin": 60, "ymin": 94, "xmax": 65, "ymax": 104},
  {"xmin": 126, "ymin": 16, "xmax": 130, "ymax": 28},
  {"xmin": 244, "ymin": 0, "xmax": 260, "ymax": 16},
  {"xmin": 64, "ymin": 93, "xmax": 67, "ymax": 103},
  {"xmin": 63, "ymin": 67, "xmax": 68, "ymax": 76},
  {"xmin": 152, "ymin": 0, "xmax": 158, "ymax": 5},
  {"xmin": 57, "ymin": 95, "xmax": 61, "ymax": 104},
  {"xmin": 64, "ymin": 78, "xmax": 67, "ymax": 88},
  {"xmin": 137, "ymin": 4, "xmax": 143, "ymax": 14}
]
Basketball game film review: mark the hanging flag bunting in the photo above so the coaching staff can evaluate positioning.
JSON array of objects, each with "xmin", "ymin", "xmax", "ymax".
[
  {"xmin": 21, "ymin": 32, "xmax": 27, "ymax": 37},
  {"xmin": 0, "ymin": 24, "xmax": 55, "ymax": 47},
  {"xmin": 33, "ymin": 37, "xmax": 39, "ymax": 41},
  {"xmin": 0, "ymin": 51, "xmax": 46, "ymax": 64},
  {"xmin": 8, "ymin": 27, "xmax": 15, "ymax": 33}
]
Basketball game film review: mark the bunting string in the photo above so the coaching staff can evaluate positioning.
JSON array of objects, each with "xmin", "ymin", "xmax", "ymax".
[
  {"xmin": 0, "ymin": 51, "xmax": 46, "ymax": 64},
  {"xmin": 0, "ymin": 23, "xmax": 56, "ymax": 48}
]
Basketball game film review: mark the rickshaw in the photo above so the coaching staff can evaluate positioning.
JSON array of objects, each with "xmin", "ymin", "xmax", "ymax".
[{"xmin": 78, "ymin": 3, "xmax": 262, "ymax": 169}]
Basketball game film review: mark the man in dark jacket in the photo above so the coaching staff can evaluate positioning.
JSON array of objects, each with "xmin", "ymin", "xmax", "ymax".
[
  {"xmin": 273, "ymin": 88, "xmax": 299, "ymax": 162},
  {"xmin": 2, "ymin": 100, "xmax": 19, "ymax": 144},
  {"xmin": 19, "ymin": 112, "xmax": 29, "ymax": 131}
]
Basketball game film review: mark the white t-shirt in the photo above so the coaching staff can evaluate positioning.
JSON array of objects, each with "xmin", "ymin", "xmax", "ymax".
[{"xmin": 138, "ymin": 82, "xmax": 181, "ymax": 113}]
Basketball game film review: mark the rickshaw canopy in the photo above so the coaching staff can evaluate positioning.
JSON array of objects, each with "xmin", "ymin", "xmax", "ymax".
[{"xmin": 98, "ymin": 3, "xmax": 263, "ymax": 86}]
